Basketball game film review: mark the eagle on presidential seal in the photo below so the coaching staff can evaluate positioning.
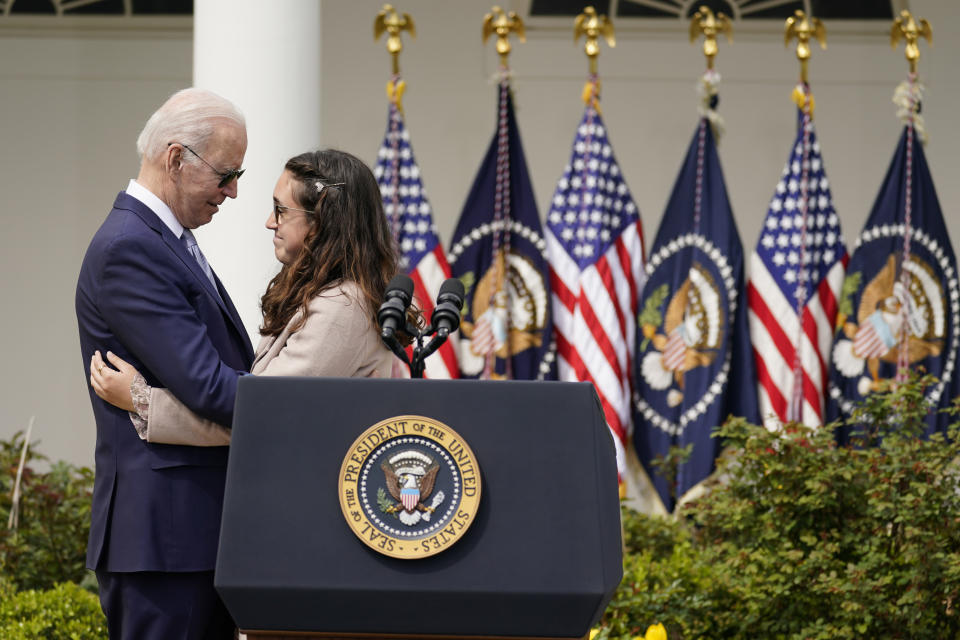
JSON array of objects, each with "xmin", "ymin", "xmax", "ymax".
[
  {"xmin": 832, "ymin": 253, "xmax": 944, "ymax": 396},
  {"xmin": 379, "ymin": 450, "xmax": 446, "ymax": 526},
  {"xmin": 639, "ymin": 263, "xmax": 725, "ymax": 408}
]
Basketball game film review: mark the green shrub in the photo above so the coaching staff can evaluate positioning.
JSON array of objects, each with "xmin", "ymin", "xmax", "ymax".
[
  {"xmin": 0, "ymin": 581, "xmax": 106, "ymax": 639},
  {"xmin": 0, "ymin": 431, "xmax": 94, "ymax": 591},
  {"xmin": 595, "ymin": 509, "xmax": 732, "ymax": 639},
  {"xmin": 597, "ymin": 372, "xmax": 960, "ymax": 639}
]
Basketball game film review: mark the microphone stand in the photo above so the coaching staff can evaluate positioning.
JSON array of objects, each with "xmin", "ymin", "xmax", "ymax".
[
  {"xmin": 409, "ymin": 326, "xmax": 450, "ymax": 379},
  {"xmin": 381, "ymin": 322, "xmax": 448, "ymax": 379}
]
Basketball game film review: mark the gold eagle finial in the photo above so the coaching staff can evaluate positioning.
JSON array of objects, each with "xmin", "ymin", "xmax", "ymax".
[
  {"xmin": 784, "ymin": 10, "xmax": 826, "ymax": 84},
  {"xmin": 689, "ymin": 6, "xmax": 732, "ymax": 70},
  {"xmin": 574, "ymin": 6, "xmax": 615, "ymax": 76},
  {"xmin": 374, "ymin": 4, "xmax": 416, "ymax": 76},
  {"xmin": 891, "ymin": 10, "xmax": 932, "ymax": 75},
  {"xmin": 482, "ymin": 6, "xmax": 526, "ymax": 66}
]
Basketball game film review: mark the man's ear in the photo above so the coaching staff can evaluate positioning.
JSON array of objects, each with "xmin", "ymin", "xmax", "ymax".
[{"xmin": 165, "ymin": 143, "xmax": 184, "ymax": 176}]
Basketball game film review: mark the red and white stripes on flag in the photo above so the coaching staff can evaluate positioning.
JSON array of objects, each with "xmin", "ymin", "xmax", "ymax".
[
  {"xmin": 549, "ymin": 227, "xmax": 645, "ymax": 473},
  {"xmin": 748, "ymin": 254, "xmax": 846, "ymax": 427},
  {"xmin": 546, "ymin": 90, "xmax": 645, "ymax": 474},
  {"xmin": 410, "ymin": 245, "xmax": 461, "ymax": 380},
  {"xmin": 662, "ymin": 330, "xmax": 687, "ymax": 372}
]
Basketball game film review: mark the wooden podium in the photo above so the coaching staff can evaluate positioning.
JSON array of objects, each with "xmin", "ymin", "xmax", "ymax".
[{"xmin": 216, "ymin": 377, "xmax": 622, "ymax": 639}]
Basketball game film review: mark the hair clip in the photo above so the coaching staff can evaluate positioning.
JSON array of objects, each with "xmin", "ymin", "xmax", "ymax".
[{"xmin": 316, "ymin": 180, "xmax": 346, "ymax": 193}]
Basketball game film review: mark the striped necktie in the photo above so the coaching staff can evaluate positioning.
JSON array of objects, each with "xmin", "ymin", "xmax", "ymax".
[{"xmin": 181, "ymin": 229, "xmax": 218, "ymax": 291}]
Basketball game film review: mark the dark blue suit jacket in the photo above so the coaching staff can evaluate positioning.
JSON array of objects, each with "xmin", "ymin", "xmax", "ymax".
[{"xmin": 76, "ymin": 192, "xmax": 254, "ymax": 573}]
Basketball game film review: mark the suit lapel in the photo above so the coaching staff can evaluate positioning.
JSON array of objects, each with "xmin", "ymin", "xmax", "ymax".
[
  {"xmin": 115, "ymin": 192, "xmax": 254, "ymax": 363},
  {"xmin": 213, "ymin": 271, "xmax": 255, "ymax": 363}
]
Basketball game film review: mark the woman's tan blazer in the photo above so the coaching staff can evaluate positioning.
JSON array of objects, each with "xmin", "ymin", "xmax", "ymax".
[{"xmin": 145, "ymin": 281, "xmax": 395, "ymax": 446}]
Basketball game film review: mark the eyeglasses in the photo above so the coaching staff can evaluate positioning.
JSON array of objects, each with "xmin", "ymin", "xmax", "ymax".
[
  {"xmin": 270, "ymin": 181, "xmax": 345, "ymax": 225},
  {"xmin": 271, "ymin": 202, "xmax": 312, "ymax": 225},
  {"xmin": 169, "ymin": 142, "xmax": 245, "ymax": 188}
]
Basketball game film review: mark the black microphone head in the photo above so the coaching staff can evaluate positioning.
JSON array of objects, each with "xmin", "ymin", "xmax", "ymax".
[
  {"xmin": 437, "ymin": 278, "xmax": 465, "ymax": 307},
  {"xmin": 386, "ymin": 274, "xmax": 414, "ymax": 303},
  {"xmin": 379, "ymin": 274, "xmax": 415, "ymax": 340}
]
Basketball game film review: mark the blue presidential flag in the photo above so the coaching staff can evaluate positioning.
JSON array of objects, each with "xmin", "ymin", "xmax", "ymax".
[
  {"xmin": 448, "ymin": 78, "xmax": 556, "ymax": 380},
  {"xmin": 827, "ymin": 117, "xmax": 959, "ymax": 439},
  {"xmin": 633, "ymin": 115, "xmax": 758, "ymax": 511}
]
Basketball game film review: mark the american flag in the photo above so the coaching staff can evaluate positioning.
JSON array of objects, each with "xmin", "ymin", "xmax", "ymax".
[
  {"xmin": 374, "ymin": 94, "xmax": 459, "ymax": 379},
  {"xmin": 546, "ymin": 90, "xmax": 645, "ymax": 475},
  {"xmin": 748, "ymin": 93, "xmax": 848, "ymax": 428}
]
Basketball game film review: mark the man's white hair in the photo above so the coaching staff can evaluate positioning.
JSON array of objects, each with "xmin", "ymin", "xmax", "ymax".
[{"xmin": 136, "ymin": 88, "xmax": 245, "ymax": 162}]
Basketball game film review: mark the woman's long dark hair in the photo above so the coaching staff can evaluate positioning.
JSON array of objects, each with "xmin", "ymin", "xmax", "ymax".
[{"xmin": 260, "ymin": 149, "xmax": 397, "ymax": 336}]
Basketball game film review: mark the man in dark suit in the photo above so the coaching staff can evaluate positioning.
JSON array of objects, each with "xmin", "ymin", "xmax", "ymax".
[{"xmin": 76, "ymin": 88, "xmax": 254, "ymax": 640}]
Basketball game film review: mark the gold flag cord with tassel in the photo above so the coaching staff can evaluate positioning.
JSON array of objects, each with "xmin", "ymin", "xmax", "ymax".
[
  {"xmin": 480, "ymin": 6, "xmax": 525, "ymax": 379},
  {"xmin": 890, "ymin": 10, "xmax": 932, "ymax": 380}
]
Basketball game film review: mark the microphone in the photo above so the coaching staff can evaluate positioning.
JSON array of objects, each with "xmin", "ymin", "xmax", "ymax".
[
  {"xmin": 378, "ymin": 274, "xmax": 414, "ymax": 340},
  {"xmin": 429, "ymin": 278, "xmax": 465, "ymax": 338}
]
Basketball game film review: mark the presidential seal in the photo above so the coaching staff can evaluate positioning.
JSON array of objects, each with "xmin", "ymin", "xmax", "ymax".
[{"xmin": 338, "ymin": 415, "xmax": 481, "ymax": 559}]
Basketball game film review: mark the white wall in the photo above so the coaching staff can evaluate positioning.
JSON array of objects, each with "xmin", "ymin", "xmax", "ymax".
[
  {"xmin": 0, "ymin": 1, "xmax": 956, "ymax": 467},
  {"xmin": 0, "ymin": 18, "xmax": 191, "ymax": 467}
]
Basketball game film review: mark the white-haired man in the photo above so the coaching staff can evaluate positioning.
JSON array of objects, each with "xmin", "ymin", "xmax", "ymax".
[{"xmin": 76, "ymin": 88, "xmax": 253, "ymax": 639}]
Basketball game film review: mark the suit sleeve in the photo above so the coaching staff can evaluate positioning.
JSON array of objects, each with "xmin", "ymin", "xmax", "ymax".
[
  {"xmin": 257, "ymin": 291, "xmax": 370, "ymax": 377},
  {"xmin": 97, "ymin": 233, "xmax": 244, "ymax": 426}
]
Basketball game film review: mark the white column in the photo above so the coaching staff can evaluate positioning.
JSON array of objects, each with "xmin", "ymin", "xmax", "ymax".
[{"xmin": 193, "ymin": 0, "xmax": 323, "ymax": 341}]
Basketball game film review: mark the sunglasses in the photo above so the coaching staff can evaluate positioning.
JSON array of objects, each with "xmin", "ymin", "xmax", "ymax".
[
  {"xmin": 271, "ymin": 181, "xmax": 346, "ymax": 225},
  {"xmin": 169, "ymin": 142, "xmax": 245, "ymax": 188}
]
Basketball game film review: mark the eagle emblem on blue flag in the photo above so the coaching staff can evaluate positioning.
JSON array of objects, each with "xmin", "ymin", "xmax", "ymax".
[
  {"xmin": 640, "ymin": 262, "xmax": 726, "ymax": 409},
  {"xmin": 456, "ymin": 250, "xmax": 550, "ymax": 375},
  {"xmin": 636, "ymin": 236, "xmax": 738, "ymax": 431},
  {"xmin": 832, "ymin": 253, "xmax": 946, "ymax": 397}
]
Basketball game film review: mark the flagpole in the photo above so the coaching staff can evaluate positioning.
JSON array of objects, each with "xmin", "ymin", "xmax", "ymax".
[
  {"xmin": 574, "ymin": 5, "xmax": 615, "ymax": 246},
  {"xmin": 374, "ymin": 5, "xmax": 415, "ymax": 246},
  {"xmin": 784, "ymin": 10, "xmax": 826, "ymax": 424},
  {"xmin": 891, "ymin": 10, "xmax": 932, "ymax": 383},
  {"xmin": 690, "ymin": 6, "xmax": 731, "ymax": 237},
  {"xmin": 481, "ymin": 6, "xmax": 525, "ymax": 379}
]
